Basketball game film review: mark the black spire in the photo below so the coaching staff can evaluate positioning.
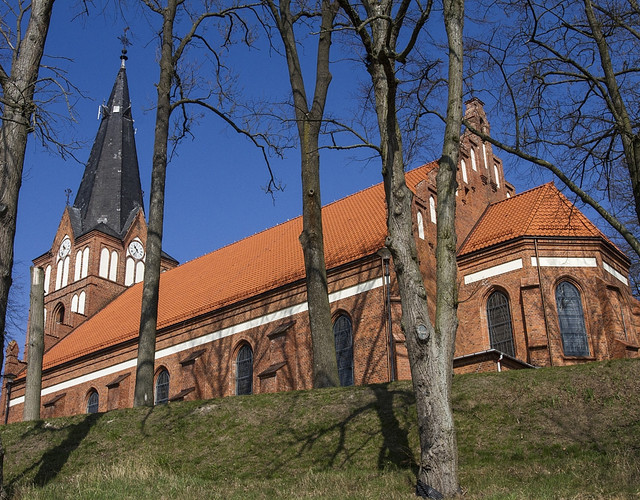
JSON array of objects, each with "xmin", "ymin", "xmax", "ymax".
[{"xmin": 71, "ymin": 56, "xmax": 144, "ymax": 238}]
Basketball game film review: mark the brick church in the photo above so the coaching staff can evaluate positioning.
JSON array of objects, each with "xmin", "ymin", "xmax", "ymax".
[{"xmin": 2, "ymin": 55, "xmax": 639, "ymax": 422}]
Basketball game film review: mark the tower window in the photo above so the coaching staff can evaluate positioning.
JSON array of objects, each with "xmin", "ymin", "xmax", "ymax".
[
  {"xmin": 333, "ymin": 314, "xmax": 354, "ymax": 387},
  {"xmin": 556, "ymin": 281, "xmax": 589, "ymax": 357},
  {"xmin": 486, "ymin": 291, "xmax": 515, "ymax": 357},
  {"xmin": 461, "ymin": 159, "xmax": 468, "ymax": 184},
  {"xmin": 109, "ymin": 250, "xmax": 118, "ymax": 282},
  {"xmin": 236, "ymin": 344, "xmax": 253, "ymax": 395},
  {"xmin": 471, "ymin": 148, "xmax": 477, "ymax": 171},
  {"xmin": 99, "ymin": 248, "xmax": 110, "ymax": 278}
]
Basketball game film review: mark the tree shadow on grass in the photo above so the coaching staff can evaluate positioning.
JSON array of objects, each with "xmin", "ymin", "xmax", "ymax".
[
  {"xmin": 8, "ymin": 412, "xmax": 103, "ymax": 491},
  {"xmin": 282, "ymin": 383, "xmax": 417, "ymax": 475}
]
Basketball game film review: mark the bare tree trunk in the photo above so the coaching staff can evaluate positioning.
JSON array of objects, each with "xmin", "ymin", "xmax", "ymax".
[
  {"xmin": 428, "ymin": 0, "xmax": 464, "ymax": 495},
  {"xmin": 23, "ymin": 267, "xmax": 45, "ymax": 421},
  {"xmin": 265, "ymin": 0, "xmax": 340, "ymax": 388},
  {"xmin": 338, "ymin": 0, "xmax": 460, "ymax": 494},
  {"xmin": 0, "ymin": 1, "xmax": 54, "ymax": 495},
  {"xmin": 134, "ymin": 0, "xmax": 177, "ymax": 407}
]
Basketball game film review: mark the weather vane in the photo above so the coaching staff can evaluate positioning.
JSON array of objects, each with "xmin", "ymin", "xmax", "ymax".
[
  {"xmin": 118, "ymin": 27, "xmax": 132, "ymax": 64},
  {"xmin": 65, "ymin": 188, "xmax": 72, "ymax": 206}
]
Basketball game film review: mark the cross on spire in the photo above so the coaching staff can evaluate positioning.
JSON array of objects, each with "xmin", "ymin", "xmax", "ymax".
[{"xmin": 118, "ymin": 27, "xmax": 131, "ymax": 67}]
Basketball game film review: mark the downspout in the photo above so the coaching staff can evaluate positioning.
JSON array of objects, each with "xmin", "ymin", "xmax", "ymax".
[
  {"xmin": 4, "ymin": 377, "xmax": 13, "ymax": 425},
  {"xmin": 534, "ymin": 238, "xmax": 553, "ymax": 366},
  {"xmin": 497, "ymin": 353, "xmax": 503, "ymax": 372},
  {"xmin": 379, "ymin": 248, "xmax": 395, "ymax": 382}
]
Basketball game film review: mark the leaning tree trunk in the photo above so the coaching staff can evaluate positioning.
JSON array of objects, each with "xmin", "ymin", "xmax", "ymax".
[
  {"xmin": 133, "ymin": 0, "xmax": 177, "ymax": 407},
  {"xmin": 366, "ymin": 18, "xmax": 461, "ymax": 500},
  {"xmin": 268, "ymin": 0, "xmax": 340, "ymax": 388},
  {"xmin": 0, "ymin": 1, "xmax": 55, "ymax": 496}
]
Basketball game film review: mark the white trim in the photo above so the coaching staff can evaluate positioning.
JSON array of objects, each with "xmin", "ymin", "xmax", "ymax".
[
  {"xmin": 10, "ymin": 277, "xmax": 384, "ymax": 407},
  {"xmin": 531, "ymin": 257, "xmax": 597, "ymax": 268},
  {"xmin": 464, "ymin": 259, "xmax": 523, "ymax": 285},
  {"xmin": 603, "ymin": 261, "xmax": 629, "ymax": 285}
]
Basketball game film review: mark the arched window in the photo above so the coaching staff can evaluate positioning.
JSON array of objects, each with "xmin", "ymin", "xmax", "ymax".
[
  {"xmin": 486, "ymin": 291, "xmax": 515, "ymax": 356},
  {"xmin": 470, "ymin": 148, "xmax": 477, "ymax": 171},
  {"xmin": 461, "ymin": 159, "xmax": 468, "ymax": 184},
  {"xmin": 493, "ymin": 164, "xmax": 501, "ymax": 188},
  {"xmin": 556, "ymin": 281, "xmax": 590, "ymax": 356},
  {"xmin": 99, "ymin": 248, "xmax": 110, "ymax": 278},
  {"xmin": 54, "ymin": 303, "xmax": 65, "ymax": 325},
  {"xmin": 333, "ymin": 314, "xmax": 354, "ymax": 386},
  {"xmin": 482, "ymin": 143, "xmax": 488, "ymax": 168},
  {"xmin": 55, "ymin": 259, "xmax": 63, "ymax": 290},
  {"xmin": 125, "ymin": 257, "xmax": 135, "ymax": 286},
  {"xmin": 135, "ymin": 261, "xmax": 145, "ymax": 283},
  {"xmin": 71, "ymin": 294, "xmax": 79, "ymax": 313},
  {"xmin": 78, "ymin": 291, "xmax": 86, "ymax": 315},
  {"xmin": 44, "ymin": 265, "xmax": 51, "ymax": 295},
  {"xmin": 429, "ymin": 196, "xmax": 437, "ymax": 223},
  {"xmin": 109, "ymin": 250, "xmax": 118, "ymax": 282},
  {"xmin": 74, "ymin": 250, "xmax": 82, "ymax": 281},
  {"xmin": 87, "ymin": 390, "xmax": 99, "ymax": 414},
  {"xmin": 82, "ymin": 247, "xmax": 90, "ymax": 279},
  {"xmin": 236, "ymin": 344, "xmax": 253, "ymax": 395},
  {"xmin": 155, "ymin": 368, "xmax": 170, "ymax": 404},
  {"xmin": 62, "ymin": 256, "xmax": 70, "ymax": 287},
  {"xmin": 417, "ymin": 211, "xmax": 425, "ymax": 240}
]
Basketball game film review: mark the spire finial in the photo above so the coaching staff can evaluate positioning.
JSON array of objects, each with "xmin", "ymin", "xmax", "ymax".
[{"xmin": 118, "ymin": 27, "xmax": 131, "ymax": 68}]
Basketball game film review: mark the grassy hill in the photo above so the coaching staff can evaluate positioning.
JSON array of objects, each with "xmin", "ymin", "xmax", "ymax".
[{"xmin": 2, "ymin": 358, "xmax": 639, "ymax": 499}]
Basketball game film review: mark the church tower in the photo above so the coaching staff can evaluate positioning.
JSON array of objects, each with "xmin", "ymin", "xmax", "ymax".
[{"xmin": 32, "ymin": 51, "xmax": 177, "ymax": 352}]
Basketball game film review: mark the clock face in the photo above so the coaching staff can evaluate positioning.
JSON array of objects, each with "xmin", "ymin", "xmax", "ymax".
[
  {"xmin": 129, "ymin": 241, "xmax": 144, "ymax": 260},
  {"xmin": 58, "ymin": 238, "xmax": 71, "ymax": 259}
]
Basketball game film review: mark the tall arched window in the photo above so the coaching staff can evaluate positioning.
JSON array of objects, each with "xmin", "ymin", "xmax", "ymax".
[
  {"xmin": 155, "ymin": 368, "xmax": 170, "ymax": 404},
  {"xmin": 87, "ymin": 390, "xmax": 99, "ymax": 414},
  {"xmin": 333, "ymin": 314, "xmax": 354, "ymax": 386},
  {"xmin": 556, "ymin": 281, "xmax": 590, "ymax": 356},
  {"xmin": 109, "ymin": 250, "xmax": 118, "ymax": 282},
  {"xmin": 486, "ymin": 291, "xmax": 515, "ymax": 356},
  {"xmin": 44, "ymin": 265, "xmax": 51, "ymax": 295},
  {"xmin": 99, "ymin": 248, "xmax": 110, "ymax": 278},
  {"xmin": 470, "ymin": 148, "xmax": 477, "ymax": 171},
  {"xmin": 461, "ymin": 159, "xmax": 468, "ymax": 184},
  {"xmin": 417, "ymin": 211, "xmax": 425, "ymax": 240},
  {"xmin": 54, "ymin": 303, "xmax": 65, "ymax": 325},
  {"xmin": 429, "ymin": 196, "xmax": 437, "ymax": 223},
  {"xmin": 236, "ymin": 344, "xmax": 253, "ymax": 395},
  {"xmin": 82, "ymin": 247, "xmax": 90, "ymax": 278},
  {"xmin": 74, "ymin": 250, "xmax": 83, "ymax": 281}
]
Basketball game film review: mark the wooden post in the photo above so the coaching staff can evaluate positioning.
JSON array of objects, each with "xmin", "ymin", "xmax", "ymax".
[{"xmin": 23, "ymin": 266, "xmax": 45, "ymax": 421}]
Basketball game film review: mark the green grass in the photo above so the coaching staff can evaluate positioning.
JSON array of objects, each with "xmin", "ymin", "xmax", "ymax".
[{"xmin": 2, "ymin": 358, "xmax": 640, "ymax": 499}]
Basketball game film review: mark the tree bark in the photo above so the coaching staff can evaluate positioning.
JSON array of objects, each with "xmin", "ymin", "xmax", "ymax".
[
  {"xmin": 23, "ymin": 267, "xmax": 45, "ymax": 421},
  {"xmin": 338, "ymin": 0, "xmax": 460, "ymax": 495},
  {"xmin": 0, "ymin": 1, "xmax": 54, "ymax": 495},
  {"xmin": 134, "ymin": 0, "xmax": 177, "ymax": 407},
  {"xmin": 265, "ymin": 0, "xmax": 341, "ymax": 388}
]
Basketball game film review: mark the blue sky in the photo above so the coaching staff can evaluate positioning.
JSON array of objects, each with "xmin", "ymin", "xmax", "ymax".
[{"xmin": 7, "ymin": 3, "xmax": 553, "ymax": 349}]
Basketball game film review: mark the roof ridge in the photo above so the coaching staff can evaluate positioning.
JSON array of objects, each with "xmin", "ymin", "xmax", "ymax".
[{"xmin": 522, "ymin": 182, "xmax": 555, "ymax": 234}]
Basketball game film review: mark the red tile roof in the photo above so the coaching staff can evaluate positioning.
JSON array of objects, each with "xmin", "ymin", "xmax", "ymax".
[
  {"xmin": 458, "ymin": 182, "xmax": 610, "ymax": 255},
  {"xmin": 41, "ymin": 163, "xmax": 438, "ymax": 370}
]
